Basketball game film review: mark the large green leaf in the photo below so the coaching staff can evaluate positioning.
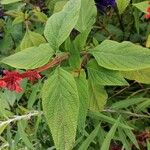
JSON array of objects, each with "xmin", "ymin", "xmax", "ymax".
[
  {"xmin": 75, "ymin": 0, "xmax": 97, "ymax": 32},
  {"xmin": 75, "ymin": 72, "xmax": 89, "ymax": 131},
  {"xmin": 42, "ymin": 67, "xmax": 79, "ymax": 150},
  {"xmin": 88, "ymin": 81, "xmax": 108, "ymax": 112},
  {"xmin": 1, "ymin": 43, "xmax": 54, "ymax": 69},
  {"xmin": 90, "ymin": 40, "xmax": 150, "ymax": 71},
  {"xmin": 44, "ymin": 0, "xmax": 81, "ymax": 50},
  {"xmin": 20, "ymin": 29, "xmax": 46, "ymax": 50},
  {"xmin": 122, "ymin": 68, "xmax": 150, "ymax": 84},
  {"xmin": 116, "ymin": 0, "xmax": 130, "ymax": 14},
  {"xmin": 87, "ymin": 60, "xmax": 128, "ymax": 86}
]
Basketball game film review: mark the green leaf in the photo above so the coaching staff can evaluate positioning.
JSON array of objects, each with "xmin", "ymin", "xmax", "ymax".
[
  {"xmin": 53, "ymin": 0, "xmax": 68, "ymax": 13},
  {"xmin": 20, "ymin": 29, "xmax": 46, "ymax": 50},
  {"xmin": 133, "ymin": 1, "xmax": 150, "ymax": 13},
  {"xmin": 1, "ymin": 0, "xmax": 21, "ymax": 4},
  {"xmin": 135, "ymin": 100, "xmax": 150, "ymax": 112},
  {"xmin": 12, "ymin": 12, "xmax": 25, "ymax": 25},
  {"xmin": 75, "ymin": 72, "xmax": 89, "ymax": 131},
  {"xmin": 74, "ymin": 28, "xmax": 91, "ymax": 51},
  {"xmin": 42, "ymin": 67, "xmax": 79, "ymax": 150},
  {"xmin": 123, "ymin": 126, "xmax": 139, "ymax": 149},
  {"xmin": 33, "ymin": 10, "xmax": 48, "ymax": 23},
  {"xmin": 122, "ymin": 68, "xmax": 150, "ymax": 84},
  {"xmin": 0, "ymin": 123, "xmax": 8, "ymax": 135},
  {"xmin": 44, "ymin": 0, "xmax": 81, "ymax": 50},
  {"xmin": 101, "ymin": 116, "xmax": 120, "ymax": 150},
  {"xmin": 18, "ymin": 121, "xmax": 35, "ymax": 150},
  {"xmin": 87, "ymin": 60, "xmax": 128, "ymax": 86},
  {"xmin": 118, "ymin": 128, "xmax": 131, "ymax": 150},
  {"xmin": 75, "ymin": 0, "xmax": 97, "ymax": 32},
  {"xmin": 110, "ymin": 98, "xmax": 149, "ymax": 109},
  {"xmin": 90, "ymin": 40, "xmax": 150, "ymax": 71},
  {"xmin": 88, "ymin": 112, "xmax": 133, "ymax": 130},
  {"xmin": 1, "ymin": 43, "xmax": 54, "ymax": 69},
  {"xmin": 65, "ymin": 37, "xmax": 81, "ymax": 69},
  {"xmin": 147, "ymin": 140, "xmax": 150, "ymax": 150},
  {"xmin": 146, "ymin": 34, "xmax": 150, "ymax": 48},
  {"xmin": 88, "ymin": 81, "xmax": 108, "ymax": 112},
  {"xmin": 78, "ymin": 124, "xmax": 99, "ymax": 150},
  {"xmin": 116, "ymin": 0, "xmax": 130, "ymax": 14}
]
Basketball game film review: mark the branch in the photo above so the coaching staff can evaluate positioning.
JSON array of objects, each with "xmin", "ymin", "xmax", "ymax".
[
  {"xmin": 35, "ymin": 53, "xmax": 69, "ymax": 73},
  {"xmin": 0, "ymin": 111, "xmax": 42, "ymax": 127}
]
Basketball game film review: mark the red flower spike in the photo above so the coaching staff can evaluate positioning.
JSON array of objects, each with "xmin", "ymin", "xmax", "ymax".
[
  {"xmin": 0, "ymin": 71, "xmax": 23, "ymax": 93},
  {"xmin": 0, "ymin": 70, "xmax": 41, "ymax": 93},
  {"xmin": 0, "ymin": 80, "xmax": 6, "ymax": 87},
  {"xmin": 145, "ymin": 6, "xmax": 150, "ymax": 19},
  {"xmin": 147, "ymin": 7, "xmax": 150, "ymax": 13},
  {"xmin": 21, "ymin": 70, "xmax": 41, "ymax": 82},
  {"xmin": 145, "ymin": 13, "xmax": 150, "ymax": 19}
]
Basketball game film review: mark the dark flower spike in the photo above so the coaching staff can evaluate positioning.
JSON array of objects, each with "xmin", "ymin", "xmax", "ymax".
[{"xmin": 95, "ymin": 0, "xmax": 116, "ymax": 11}]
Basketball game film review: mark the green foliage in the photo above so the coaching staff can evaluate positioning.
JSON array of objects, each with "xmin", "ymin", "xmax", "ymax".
[{"xmin": 0, "ymin": 0, "xmax": 150, "ymax": 149}]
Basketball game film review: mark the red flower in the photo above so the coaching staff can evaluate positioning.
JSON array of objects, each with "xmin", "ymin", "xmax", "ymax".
[
  {"xmin": 0, "ymin": 71, "xmax": 23, "ymax": 93},
  {"xmin": 145, "ymin": 6, "xmax": 150, "ymax": 19},
  {"xmin": 22, "ymin": 70, "xmax": 41, "ymax": 82},
  {"xmin": 0, "ymin": 70, "xmax": 41, "ymax": 93}
]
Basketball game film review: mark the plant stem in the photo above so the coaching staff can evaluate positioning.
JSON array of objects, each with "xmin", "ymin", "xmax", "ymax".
[{"xmin": 34, "ymin": 53, "xmax": 69, "ymax": 73}]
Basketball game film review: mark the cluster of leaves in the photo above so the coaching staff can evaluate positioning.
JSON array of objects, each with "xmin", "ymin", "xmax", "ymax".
[{"xmin": 0, "ymin": 0, "xmax": 150, "ymax": 150}]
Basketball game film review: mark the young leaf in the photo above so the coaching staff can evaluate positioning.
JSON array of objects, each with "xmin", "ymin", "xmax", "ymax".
[
  {"xmin": 75, "ymin": 72, "xmax": 89, "ymax": 131},
  {"xmin": 73, "ymin": 28, "xmax": 91, "ymax": 51},
  {"xmin": 20, "ymin": 29, "xmax": 46, "ymax": 50},
  {"xmin": 90, "ymin": 40, "xmax": 150, "ymax": 71},
  {"xmin": 1, "ymin": 43, "xmax": 54, "ymax": 69},
  {"xmin": 44, "ymin": 0, "xmax": 81, "ymax": 50},
  {"xmin": 133, "ymin": 1, "xmax": 150, "ymax": 13},
  {"xmin": 100, "ymin": 116, "xmax": 120, "ymax": 150},
  {"xmin": 75, "ymin": 0, "xmax": 97, "ymax": 32},
  {"xmin": 65, "ymin": 37, "xmax": 81, "ymax": 69},
  {"xmin": 116, "ymin": 0, "xmax": 130, "ymax": 14},
  {"xmin": 78, "ymin": 124, "xmax": 99, "ymax": 150},
  {"xmin": 88, "ymin": 81, "xmax": 108, "ymax": 112},
  {"xmin": 87, "ymin": 60, "xmax": 128, "ymax": 86},
  {"xmin": 42, "ymin": 67, "xmax": 79, "ymax": 150}
]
